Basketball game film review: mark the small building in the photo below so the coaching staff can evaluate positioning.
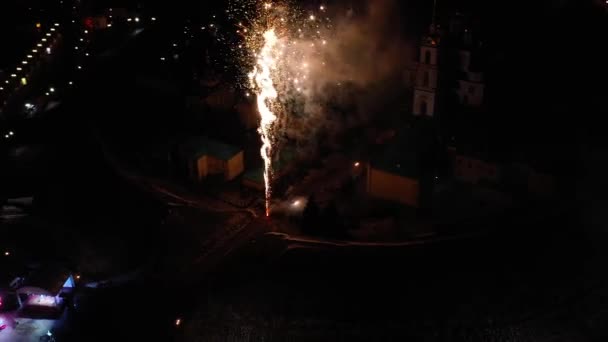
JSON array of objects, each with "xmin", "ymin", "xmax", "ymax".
[
  {"xmin": 16, "ymin": 265, "xmax": 75, "ymax": 316},
  {"xmin": 180, "ymin": 137, "xmax": 244, "ymax": 182},
  {"xmin": 366, "ymin": 128, "xmax": 434, "ymax": 208},
  {"xmin": 367, "ymin": 163, "xmax": 420, "ymax": 208}
]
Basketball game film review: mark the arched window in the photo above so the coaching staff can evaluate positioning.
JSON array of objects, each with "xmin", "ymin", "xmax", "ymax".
[
  {"xmin": 425, "ymin": 50, "xmax": 431, "ymax": 64},
  {"xmin": 420, "ymin": 100, "xmax": 428, "ymax": 115}
]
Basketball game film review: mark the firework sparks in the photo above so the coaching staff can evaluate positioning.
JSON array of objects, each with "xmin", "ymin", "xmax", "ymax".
[
  {"xmin": 251, "ymin": 29, "xmax": 280, "ymax": 216},
  {"xmin": 223, "ymin": 0, "xmax": 332, "ymax": 216}
]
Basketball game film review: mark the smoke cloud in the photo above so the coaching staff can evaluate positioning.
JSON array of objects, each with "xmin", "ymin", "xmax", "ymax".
[{"xmin": 276, "ymin": 0, "xmax": 412, "ymax": 158}]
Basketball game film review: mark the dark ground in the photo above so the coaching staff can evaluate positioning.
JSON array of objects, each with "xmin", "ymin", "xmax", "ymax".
[{"xmin": 1, "ymin": 0, "xmax": 608, "ymax": 341}]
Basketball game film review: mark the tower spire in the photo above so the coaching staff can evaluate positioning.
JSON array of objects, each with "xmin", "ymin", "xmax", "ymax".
[{"xmin": 430, "ymin": 0, "xmax": 437, "ymax": 33}]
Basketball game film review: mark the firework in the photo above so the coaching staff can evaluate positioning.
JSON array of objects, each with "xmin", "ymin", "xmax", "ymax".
[
  {"xmin": 225, "ymin": 1, "xmax": 331, "ymax": 216},
  {"xmin": 250, "ymin": 29, "xmax": 279, "ymax": 216}
]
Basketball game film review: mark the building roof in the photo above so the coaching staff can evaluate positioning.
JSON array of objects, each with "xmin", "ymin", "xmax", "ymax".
[
  {"xmin": 181, "ymin": 136, "xmax": 242, "ymax": 161},
  {"xmin": 371, "ymin": 127, "xmax": 428, "ymax": 179},
  {"xmin": 22, "ymin": 264, "xmax": 71, "ymax": 296}
]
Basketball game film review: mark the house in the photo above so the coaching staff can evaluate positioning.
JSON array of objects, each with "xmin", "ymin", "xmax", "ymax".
[
  {"xmin": 16, "ymin": 264, "xmax": 75, "ymax": 316},
  {"xmin": 180, "ymin": 137, "xmax": 244, "ymax": 182},
  {"xmin": 367, "ymin": 162, "xmax": 420, "ymax": 208},
  {"xmin": 366, "ymin": 127, "xmax": 435, "ymax": 208}
]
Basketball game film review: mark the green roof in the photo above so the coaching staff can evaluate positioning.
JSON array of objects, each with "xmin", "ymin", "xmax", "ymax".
[
  {"xmin": 181, "ymin": 136, "xmax": 242, "ymax": 161},
  {"xmin": 371, "ymin": 128, "xmax": 426, "ymax": 178}
]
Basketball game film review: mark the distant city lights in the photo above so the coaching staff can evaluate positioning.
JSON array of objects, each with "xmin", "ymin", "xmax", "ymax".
[
  {"xmin": 54, "ymin": 23, "xmax": 60, "ymax": 27},
  {"xmin": 135, "ymin": 17, "xmax": 140, "ymax": 22},
  {"xmin": 46, "ymin": 47, "xmax": 52, "ymax": 54},
  {"xmin": 21, "ymin": 78, "xmax": 27, "ymax": 86},
  {"xmin": 49, "ymin": 87, "xmax": 55, "ymax": 93},
  {"xmin": 151, "ymin": 17, "xmax": 157, "ymax": 21},
  {"xmin": 27, "ymin": 55, "xmax": 33, "ymax": 59}
]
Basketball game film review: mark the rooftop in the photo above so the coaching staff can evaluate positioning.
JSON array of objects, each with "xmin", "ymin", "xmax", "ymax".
[{"xmin": 370, "ymin": 126, "xmax": 432, "ymax": 179}]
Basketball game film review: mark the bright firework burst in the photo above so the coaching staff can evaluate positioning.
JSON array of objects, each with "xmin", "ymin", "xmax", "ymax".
[
  {"xmin": 232, "ymin": 0, "xmax": 331, "ymax": 216},
  {"xmin": 250, "ymin": 29, "xmax": 279, "ymax": 217}
]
